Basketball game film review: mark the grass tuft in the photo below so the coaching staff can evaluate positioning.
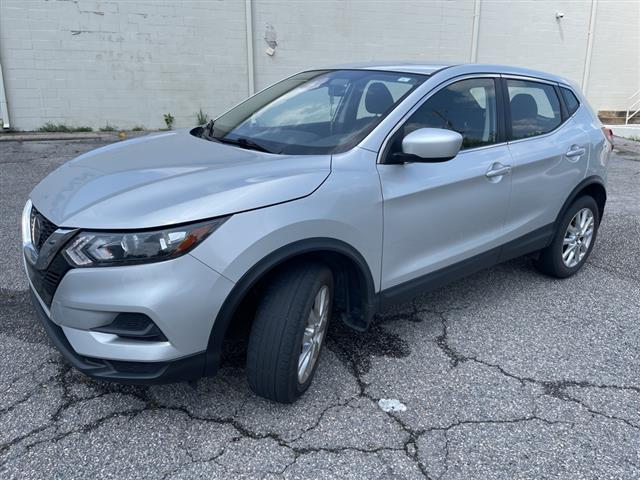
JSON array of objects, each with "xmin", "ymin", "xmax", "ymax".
[
  {"xmin": 38, "ymin": 122, "xmax": 93, "ymax": 133},
  {"xmin": 196, "ymin": 109, "xmax": 209, "ymax": 126},
  {"xmin": 163, "ymin": 113, "xmax": 174, "ymax": 130}
]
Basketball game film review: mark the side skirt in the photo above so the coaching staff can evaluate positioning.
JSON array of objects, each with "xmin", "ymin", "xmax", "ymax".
[{"xmin": 376, "ymin": 224, "xmax": 554, "ymax": 310}]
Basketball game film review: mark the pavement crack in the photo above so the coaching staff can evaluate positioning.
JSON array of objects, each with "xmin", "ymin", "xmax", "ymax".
[{"xmin": 434, "ymin": 312, "xmax": 468, "ymax": 367}]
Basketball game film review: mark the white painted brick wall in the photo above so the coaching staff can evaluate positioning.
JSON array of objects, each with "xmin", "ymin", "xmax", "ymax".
[
  {"xmin": 251, "ymin": 0, "xmax": 474, "ymax": 90},
  {"xmin": 587, "ymin": 0, "xmax": 640, "ymax": 113},
  {"xmin": 0, "ymin": 0, "xmax": 637, "ymax": 130},
  {"xmin": 0, "ymin": 0, "xmax": 249, "ymax": 130}
]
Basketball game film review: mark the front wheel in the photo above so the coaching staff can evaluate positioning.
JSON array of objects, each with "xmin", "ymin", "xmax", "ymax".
[
  {"xmin": 535, "ymin": 195, "xmax": 600, "ymax": 278},
  {"xmin": 246, "ymin": 262, "xmax": 333, "ymax": 403}
]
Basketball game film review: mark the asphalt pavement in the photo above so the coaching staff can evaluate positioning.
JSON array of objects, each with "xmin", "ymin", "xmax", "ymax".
[{"xmin": 1, "ymin": 136, "xmax": 639, "ymax": 479}]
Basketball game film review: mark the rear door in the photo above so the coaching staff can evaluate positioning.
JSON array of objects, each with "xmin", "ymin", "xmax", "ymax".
[
  {"xmin": 502, "ymin": 77, "xmax": 589, "ymax": 241},
  {"xmin": 377, "ymin": 76, "xmax": 513, "ymax": 290}
]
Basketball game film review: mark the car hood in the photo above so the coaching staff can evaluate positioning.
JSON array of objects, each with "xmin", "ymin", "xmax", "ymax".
[{"xmin": 30, "ymin": 130, "xmax": 331, "ymax": 229}]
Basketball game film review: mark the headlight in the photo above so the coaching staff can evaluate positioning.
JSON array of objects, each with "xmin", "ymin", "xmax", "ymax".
[
  {"xmin": 21, "ymin": 199, "xmax": 33, "ymax": 247},
  {"xmin": 63, "ymin": 217, "xmax": 228, "ymax": 267}
]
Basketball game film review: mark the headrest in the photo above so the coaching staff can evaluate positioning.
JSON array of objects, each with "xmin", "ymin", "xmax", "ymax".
[
  {"xmin": 365, "ymin": 82, "xmax": 394, "ymax": 115},
  {"xmin": 510, "ymin": 93, "xmax": 538, "ymax": 122}
]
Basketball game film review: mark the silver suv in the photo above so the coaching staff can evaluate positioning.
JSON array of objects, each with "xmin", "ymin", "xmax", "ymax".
[{"xmin": 23, "ymin": 63, "xmax": 612, "ymax": 403}]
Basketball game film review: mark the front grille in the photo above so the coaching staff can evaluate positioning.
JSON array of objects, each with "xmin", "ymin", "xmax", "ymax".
[
  {"xmin": 31, "ymin": 207, "xmax": 58, "ymax": 252},
  {"xmin": 26, "ymin": 253, "xmax": 72, "ymax": 307},
  {"xmin": 25, "ymin": 206, "xmax": 73, "ymax": 307}
]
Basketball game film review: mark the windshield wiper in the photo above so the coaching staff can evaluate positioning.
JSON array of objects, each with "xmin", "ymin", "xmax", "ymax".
[
  {"xmin": 199, "ymin": 120, "xmax": 274, "ymax": 153},
  {"xmin": 216, "ymin": 136, "xmax": 274, "ymax": 154},
  {"xmin": 204, "ymin": 119, "xmax": 215, "ymax": 137}
]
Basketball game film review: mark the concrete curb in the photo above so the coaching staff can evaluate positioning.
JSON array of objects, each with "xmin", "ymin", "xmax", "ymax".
[{"xmin": 0, "ymin": 131, "xmax": 153, "ymax": 142}]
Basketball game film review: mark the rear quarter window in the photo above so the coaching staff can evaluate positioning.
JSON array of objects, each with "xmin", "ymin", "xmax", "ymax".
[{"xmin": 560, "ymin": 87, "xmax": 580, "ymax": 116}]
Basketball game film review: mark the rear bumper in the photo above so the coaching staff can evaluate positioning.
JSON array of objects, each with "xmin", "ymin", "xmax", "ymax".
[{"xmin": 31, "ymin": 291, "xmax": 206, "ymax": 384}]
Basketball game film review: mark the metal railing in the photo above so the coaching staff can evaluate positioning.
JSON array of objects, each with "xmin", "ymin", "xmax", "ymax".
[{"xmin": 627, "ymin": 88, "xmax": 640, "ymax": 125}]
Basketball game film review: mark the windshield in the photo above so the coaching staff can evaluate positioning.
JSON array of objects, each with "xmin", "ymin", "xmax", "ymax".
[{"xmin": 195, "ymin": 69, "xmax": 426, "ymax": 155}]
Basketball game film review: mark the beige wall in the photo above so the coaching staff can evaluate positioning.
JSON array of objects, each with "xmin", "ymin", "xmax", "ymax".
[{"xmin": 0, "ymin": 0, "xmax": 638, "ymax": 130}]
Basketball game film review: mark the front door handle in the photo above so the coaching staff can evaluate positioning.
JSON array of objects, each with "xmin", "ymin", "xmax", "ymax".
[
  {"xmin": 566, "ymin": 146, "xmax": 586, "ymax": 158},
  {"xmin": 485, "ymin": 163, "xmax": 512, "ymax": 178}
]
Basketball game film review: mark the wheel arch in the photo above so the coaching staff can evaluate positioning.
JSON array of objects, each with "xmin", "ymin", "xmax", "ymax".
[
  {"xmin": 204, "ymin": 238, "xmax": 377, "ymax": 376},
  {"xmin": 555, "ymin": 176, "xmax": 606, "ymax": 232}
]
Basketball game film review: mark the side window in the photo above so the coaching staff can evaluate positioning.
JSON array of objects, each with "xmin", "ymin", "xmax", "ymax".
[
  {"xmin": 507, "ymin": 79, "xmax": 562, "ymax": 140},
  {"xmin": 560, "ymin": 87, "xmax": 580, "ymax": 116},
  {"xmin": 391, "ymin": 78, "xmax": 498, "ymax": 153}
]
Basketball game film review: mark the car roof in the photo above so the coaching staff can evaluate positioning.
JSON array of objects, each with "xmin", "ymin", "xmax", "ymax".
[
  {"xmin": 328, "ymin": 61, "xmax": 453, "ymax": 75},
  {"xmin": 325, "ymin": 62, "xmax": 574, "ymax": 87}
]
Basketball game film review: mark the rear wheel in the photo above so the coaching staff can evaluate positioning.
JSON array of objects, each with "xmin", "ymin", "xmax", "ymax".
[
  {"xmin": 535, "ymin": 195, "xmax": 600, "ymax": 278},
  {"xmin": 246, "ymin": 262, "xmax": 333, "ymax": 403}
]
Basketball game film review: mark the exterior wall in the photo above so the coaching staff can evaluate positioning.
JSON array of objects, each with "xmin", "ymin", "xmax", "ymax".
[
  {"xmin": 251, "ymin": 0, "xmax": 474, "ymax": 90},
  {"xmin": 0, "ymin": 0, "xmax": 249, "ymax": 130},
  {"xmin": 587, "ymin": 0, "xmax": 640, "ymax": 113},
  {"xmin": 0, "ymin": 0, "xmax": 638, "ymax": 131},
  {"xmin": 474, "ymin": 0, "xmax": 592, "ymax": 84}
]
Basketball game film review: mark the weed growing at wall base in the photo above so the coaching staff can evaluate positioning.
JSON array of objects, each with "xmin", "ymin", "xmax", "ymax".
[
  {"xmin": 38, "ymin": 122, "xmax": 93, "ymax": 133},
  {"xmin": 163, "ymin": 114, "xmax": 175, "ymax": 130},
  {"xmin": 196, "ymin": 109, "xmax": 209, "ymax": 125}
]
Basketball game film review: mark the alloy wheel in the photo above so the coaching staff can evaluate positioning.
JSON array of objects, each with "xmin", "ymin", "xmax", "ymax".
[
  {"xmin": 562, "ymin": 208, "xmax": 595, "ymax": 268},
  {"xmin": 298, "ymin": 285, "xmax": 330, "ymax": 384}
]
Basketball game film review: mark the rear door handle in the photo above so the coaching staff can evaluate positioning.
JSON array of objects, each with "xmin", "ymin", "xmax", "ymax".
[
  {"xmin": 485, "ymin": 163, "xmax": 512, "ymax": 178},
  {"xmin": 566, "ymin": 146, "xmax": 586, "ymax": 158}
]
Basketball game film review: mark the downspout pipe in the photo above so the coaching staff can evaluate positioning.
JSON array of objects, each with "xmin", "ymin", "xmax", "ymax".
[
  {"xmin": 581, "ymin": 0, "xmax": 598, "ymax": 95},
  {"xmin": 245, "ymin": 0, "xmax": 255, "ymax": 96},
  {"xmin": 470, "ymin": 0, "xmax": 481, "ymax": 62},
  {"xmin": 0, "ymin": 55, "xmax": 10, "ymax": 129}
]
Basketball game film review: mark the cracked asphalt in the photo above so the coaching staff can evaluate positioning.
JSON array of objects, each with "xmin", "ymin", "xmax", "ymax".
[{"xmin": 1, "ymin": 136, "xmax": 639, "ymax": 479}]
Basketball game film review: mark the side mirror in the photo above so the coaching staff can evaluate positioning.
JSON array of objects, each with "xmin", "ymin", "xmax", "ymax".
[{"xmin": 390, "ymin": 128, "xmax": 463, "ymax": 164}]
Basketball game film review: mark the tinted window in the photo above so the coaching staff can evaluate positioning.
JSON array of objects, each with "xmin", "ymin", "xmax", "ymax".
[
  {"xmin": 561, "ymin": 87, "xmax": 580, "ymax": 116},
  {"xmin": 507, "ymin": 79, "xmax": 561, "ymax": 140},
  {"xmin": 395, "ymin": 78, "xmax": 498, "ymax": 151}
]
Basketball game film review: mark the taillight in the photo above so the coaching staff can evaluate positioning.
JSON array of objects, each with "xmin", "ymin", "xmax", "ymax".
[{"xmin": 601, "ymin": 127, "xmax": 614, "ymax": 146}]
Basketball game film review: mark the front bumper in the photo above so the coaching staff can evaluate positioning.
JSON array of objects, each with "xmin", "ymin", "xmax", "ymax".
[
  {"xmin": 26, "ymin": 251, "xmax": 235, "ymax": 383},
  {"xmin": 31, "ymin": 291, "xmax": 207, "ymax": 383}
]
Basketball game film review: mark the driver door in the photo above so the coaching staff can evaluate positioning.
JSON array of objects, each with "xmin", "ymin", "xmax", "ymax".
[{"xmin": 377, "ymin": 76, "xmax": 513, "ymax": 291}]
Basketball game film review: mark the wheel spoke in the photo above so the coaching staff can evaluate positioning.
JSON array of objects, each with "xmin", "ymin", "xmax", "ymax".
[
  {"xmin": 563, "ymin": 244, "xmax": 575, "ymax": 260},
  {"xmin": 303, "ymin": 326, "xmax": 315, "ymax": 344},
  {"xmin": 309, "ymin": 307, "xmax": 320, "ymax": 327},
  {"xmin": 298, "ymin": 346, "xmax": 313, "ymax": 375},
  {"xmin": 318, "ymin": 288, "xmax": 327, "ymax": 317}
]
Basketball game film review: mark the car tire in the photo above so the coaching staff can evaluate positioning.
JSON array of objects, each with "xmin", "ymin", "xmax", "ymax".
[
  {"xmin": 246, "ymin": 262, "xmax": 333, "ymax": 403},
  {"xmin": 535, "ymin": 195, "xmax": 600, "ymax": 278}
]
